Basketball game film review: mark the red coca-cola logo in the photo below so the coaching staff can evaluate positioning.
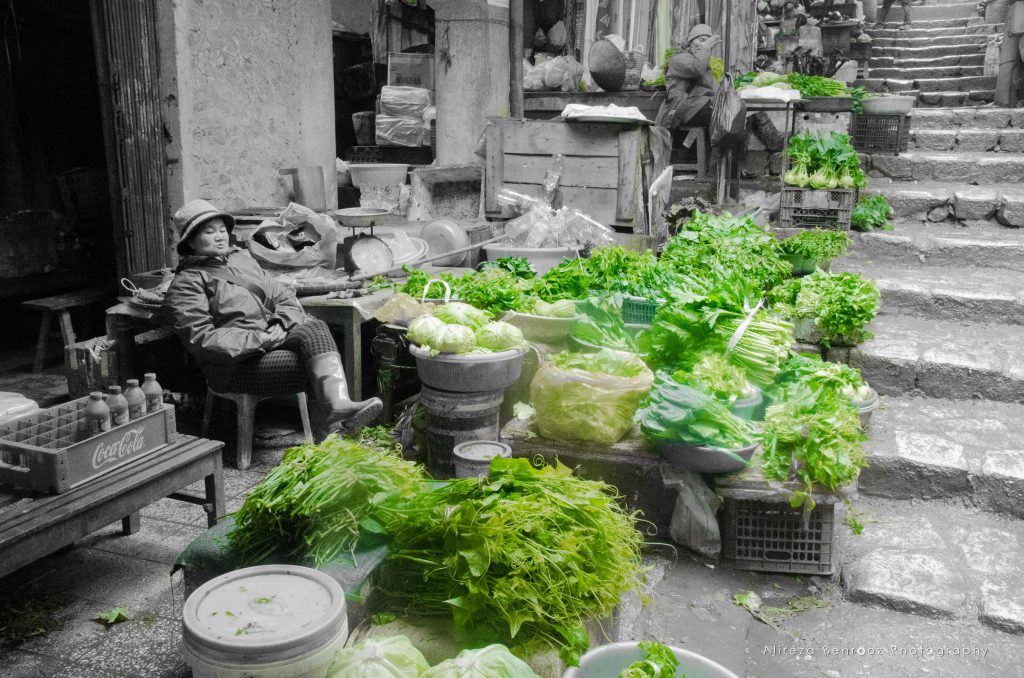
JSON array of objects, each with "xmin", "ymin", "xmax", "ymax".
[{"xmin": 92, "ymin": 427, "xmax": 147, "ymax": 469}]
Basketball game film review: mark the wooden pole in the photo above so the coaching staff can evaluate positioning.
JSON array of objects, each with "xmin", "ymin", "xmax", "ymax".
[{"xmin": 509, "ymin": 0, "xmax": 524, "ymax": 119}]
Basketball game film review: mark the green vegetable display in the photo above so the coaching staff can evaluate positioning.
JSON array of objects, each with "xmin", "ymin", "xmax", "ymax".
[
  {"xmin": 228, "ymin": 435, "xmax": 424, "ymax": 567},
  {"xmin": 421, "ymin": 645, "xmax": 541, "ymax": 678},
  {"xmin": 619, "ymin": 641, "xmax": 682, "ymax": 678},
  {"xmin": 771, "ymin": 353, "xmax": 873, "ymax": 403},
  {"xmin": 326, "ymin": 635, "xmax": 431, "ymax": 678},
  {"xmin": 736, "ymin": 73, "xmax": 866, "ymax": 112},
  {"xmin": 531, "ymin": 258, "xmax": 592, "ymax": 302},
  {"xmin": 851, "ymin": 194, "xmax": 895, "ymax": 232},
  {"xmin": 674, "ymin": 352, "xmax": 757, "ymax": 405},
  {"xmin": 374, "ymin": 458, "xmax": 645, "ymax": 665},
  {"xmin": 638, "ymin": 372, "xmax": 758, "ymax": 450},
  {"xmin": 479, "ymin": 256, "xmax": 536, "ymax": 279},
  {"xmin": 455, "ymin": 269, "xmax": 535, "ymax": 314},
  {"xmin": 531, "ymin": 349, "xmax": 654, "ymax": 445},
  {"xmin": 475, "ymin": 321, "xmax": 528, "ymax": 352},
  {"xmin": 778, "ymin": 229, "xmax": 850, "ymax": 262},
  {"xmin": 583, "ymin": 246, "xmax": 681, "ymax": 300},
  {"xmin": 792, "ymin": 270, "xmax": 879, "ymax": 348},
  {"xmin": 571, "ymin": 296, "xmax": 643, "ymax": 353},
  {"xmin": 785, "ymin": 131, "xmax": 865, "ymax": 190}
]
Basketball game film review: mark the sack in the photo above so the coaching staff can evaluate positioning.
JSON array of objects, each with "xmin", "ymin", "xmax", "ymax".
[
  {"xmin": 984, "ymin": 35, "xmax": 1002, "ymax": 76},
  {"xmin": 248, "ymin": 202, "xmax": 338, "ymax": 269},
  {"xmin": 530, "ymin": 350, "xmax": 653, "ymax": 445},
  {"xmin": 710, "ymin": 73, "xmax": 748, "ymax": 148},
  {"xmin": 378, "ymin": 85, "xmax": 432, "ymax": 118}
]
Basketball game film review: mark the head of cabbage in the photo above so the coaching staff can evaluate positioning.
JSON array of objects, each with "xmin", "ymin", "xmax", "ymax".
[
  {"xmin": 407, "ymin": 315, "xmax": 447, "ymax": 348},
  {"xmin": 434, "ymin": 302, "xmax": 493, "ymax": 330},
  {"xmin": 475, "ymin": 321, "xmax": 527, "ymax": 352},
  {"xmin": 421, "ymin": 645, "xmax": 540, "ymax": 678},
  {"xmin": 408, "ymin": 316, "xmax": 478, "ymax": 354},
  {"xmin": 531, "ymin": 299, "xmax": 577, "ymax": 319},
  {"xmin": 326, "ymin": 635, "xmax": 430, "ymax": 678}
]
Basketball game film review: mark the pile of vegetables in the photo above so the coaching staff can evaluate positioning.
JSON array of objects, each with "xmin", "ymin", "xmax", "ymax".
[
  {"xmin": 770, "ymin": 270, "xmax": 879, "ymax": 348},
  {"xmin": 771, "ymin": 353, "xmax": 874, "ymax": 404},
  {"xmin": 851, "ymin": 194, "xmax": 895, "ymax": 232},
  {"xmin": 407, "ymin": 307, "xmax": 528, "ymax": 355},
  {"xmin": 570, "ymin": 296, "xmax": 645, "ymax": 354},
  {"xmin": 327, "ymin": 637, "xmax": 541, "ymax": 678},
  {"xmin": 637, "ymin": 372, "xmax": 758, "ymax": 450},
  {"xmin": 373, "ymin": 457, "xmax": 645, "ymax": 665},
  {"xmin": 778, "ymin": 229, "xmax": 850, "ymax": 264},
  {"xmin": 674, "ymin": 352, "xmax": 758, "ymax": 406},
  {"xmin": 735, "ymin": 72, "xmax": 867, "ymax": 111},
  {"xmin": 660, "ymin": 211, "xmax": 791, "ymax": 292},
  {"xmin": 531, "ymin": 349, "xmax": 654, "ymax": 445},
  {"xmin": 620, "ymin": 641, "xmax": 681, "ymax": 678},
  {"xmin": 227, "ymin": 434, "xmax": 424, "ymax": 567},
  {"xmin": 784, "ymin": 131, "xmax": 866, "ymax": 190}
]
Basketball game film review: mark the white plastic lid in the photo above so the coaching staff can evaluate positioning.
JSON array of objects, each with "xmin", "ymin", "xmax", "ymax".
[
  {"xmin": 182, "ymin": 565, "xmax": 346, "ymax": 663},
  {"xmin": 453, "ymin": 441, "xmax": 512, "ymax": 463}
]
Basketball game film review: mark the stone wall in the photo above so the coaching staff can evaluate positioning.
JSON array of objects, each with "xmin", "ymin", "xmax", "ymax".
[
  {"xmin": 332, "ymin": 0, "xmax": 372, "ymax": 33},
  {"xmin": 171, "ymin": 0, "xmax": 336, "ymax": 211}
]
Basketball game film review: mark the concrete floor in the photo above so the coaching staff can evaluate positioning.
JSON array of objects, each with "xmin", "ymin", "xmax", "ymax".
[{"xmin": 2, "ymin": 359, "xmax": 1023, "ymax": 677}]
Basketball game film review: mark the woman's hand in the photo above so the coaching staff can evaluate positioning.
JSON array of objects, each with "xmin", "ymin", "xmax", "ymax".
[{"xmin": 260, "ymin": 324, "xmax": 287, "ymax": 351}]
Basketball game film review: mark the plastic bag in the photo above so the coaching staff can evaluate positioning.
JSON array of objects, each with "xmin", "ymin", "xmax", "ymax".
[
  {"xmin": 374, "ymin": 293, "xmax": 435, "ymax": 327},
  {"xmin": 530, "ymin": 349, "xmax": 654, "ymax": 445},
  {"xmin": 710, "ymin": 73, "xmax": 747, "ymax": 148},
  {"xmin": 524, "ymin": 60, "xmax": 546, "ymax": 91},
  {"xmin": 541, "ymin": 56, "xmax": 584, "ymax": 92},
  {"xmin": 421, "ymin": 645, "xmax": 539, "ymax": 678},
  {"xmin": 326, "ymin": 635, "xmax": 430, "ymax": 678},
  {"xmin": 0, "ymin": 391, "xmax": 38, "ymax": 424},
  {"xmin": 248, "ymin": 202, "xmax": 338, "ymax": 269},
  {"xmin": 376, "ymin": 115, "xmax": 429, "ymax": 147},
  {"xmin": 379, "ymin": 86, "xmax": 433, "ymax": 118}
]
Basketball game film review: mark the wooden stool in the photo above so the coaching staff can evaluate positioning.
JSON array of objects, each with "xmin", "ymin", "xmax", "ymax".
[
  {"xmin": 22, "ymin": 288, "xmax": 110, "ymax": 372},
  {"xmin": 202, "ymin": 388, "xmax": 313, "ymax": 470},
  {"xmin": 672, "ymin": 126, "xmax": 710, "ymax": 179}
]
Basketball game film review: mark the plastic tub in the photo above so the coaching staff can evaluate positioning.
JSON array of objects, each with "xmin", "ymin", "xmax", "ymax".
[
  {"xmin": 453, "ymin": 440, "xmax": 512, "ymax": 478},
  {"xmin": 421, "ymin": 388, "xmax": 504, "ymax": 478},
  {"xmin": 348, "ymin": 163, "xmax": 409, "ymax": 188},
  {"xmin": 482, "ymin": 244, "xmax": 579, "ymax": 275},
  {"xmin": 501, "ymin": 310, "xmax": 577, "ymax": 344},
  {"xmin": 728, "ymin": 389, "xmax": 763, "ymax": 421},
  {"xmin": 410, "ymin": 344, "xmax": 527, "ymax": 393},
  {"xmin": 182, "ymin": 565, "xmax": 348, "ymax": 678},
  {"xmin": 853, "ymin": 390, "xmax": 879, "ymax": 430},
  {"xmin": 657, "ymin": 440, "xmax": 759, "ymax": 475},
  {"xmin": 861, "ymin": 95, "xmax": 915, "ymax": 116},
  {"xmin": 563, "ymin": 641, "xmax": 740, "ymax": 678}
]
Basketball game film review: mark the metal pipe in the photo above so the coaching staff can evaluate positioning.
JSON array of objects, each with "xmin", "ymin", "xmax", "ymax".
[{"xmin": 509, "ymin": 0, "xmax": 524, "ymax": 119}]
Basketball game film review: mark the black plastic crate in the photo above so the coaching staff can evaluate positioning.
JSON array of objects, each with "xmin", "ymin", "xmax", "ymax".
[
  {"xmin": 850, "ymin": 113, "xmax": 911, "ymax": 156},
  {"xmin": 346, "ymin": 145, "xmax": 434, "ymax": 165},
  {"xmin": 779, "ymin": 187, "xmax": 855, "ymax": 230},
  {"xmin": 721, "ymin": 498, "xmax": 836, "ymax": 575}
]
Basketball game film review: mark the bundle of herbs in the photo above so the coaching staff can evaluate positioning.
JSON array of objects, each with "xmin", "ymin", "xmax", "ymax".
[
  {"xmin": 228, "ymin": 434, "xmax": 424, "ymax": 567},
  {"xmin": 582, "ymin": 246, "xmax": 682, "ymax": 300},
  {"xmin": 660, "ymin": 211, "xmax": 791, "ymax": 292},
  {"xmin": 851, "ymin": 194, "xmax": 895, "ymax": 232},
  {"xmin": 771, "ymin": 353, "xmax": 873, "ymax": 403},
  {"xmin": 781, "ymin": 270, "xmax": 879, "ymax": 348},
  {"xmin": 372, "ymin": 457, "xmax": 645, "ymax": 665},
  {"xmin": 637, "ymin": 372, "xmax": 757, "ymax": 450},
  {"xmin": 674, "ymin": 352, "xmax": 758, "ymax": 405},
  {"xmin": 571, "ymin": 295, "xmax": 644, "ymax": 353},
  {"xmin": 784, "ymin": 131, "xmax": 866, "ymax": 190},
  {"xmin": 778, "ymin": 229, "xmax": 849, "ymax": 264}
]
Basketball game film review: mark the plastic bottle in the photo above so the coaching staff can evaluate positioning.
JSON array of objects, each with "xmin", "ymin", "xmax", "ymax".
[
  {"xmin": 124, "ymin": 379, "xmax": 147, "ymax": 420},
  {"xmin": 107, "ymin": 386, "xmax": 129, "ymax": 427},
  {"xmin": 142, "ymin": 373, "xmax": 163, "ymax": 412},
  {"xmin": 86, "ymin": 392, "xmax": 111, "ymax": 435},
  {"xmin": 542, "ymin": 154, "xmax": 566, "ymax": 204}
]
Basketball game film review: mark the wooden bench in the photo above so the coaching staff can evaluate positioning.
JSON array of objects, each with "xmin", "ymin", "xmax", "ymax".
[
  {"xmin": 22, "ymin": 287, "xmax": 111, "ymax": 372},
  {"xmin": 0, "ymin": 435, "xmax": 225, "ymax": 579}
]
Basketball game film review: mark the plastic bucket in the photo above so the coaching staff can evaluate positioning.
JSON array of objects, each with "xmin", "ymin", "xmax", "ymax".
[
  {"xmin": 453, "ymin": 440, "xmax": 512, "ymax": 478},
  {"xmin": 853, "ymin": 391, "xmax": 879, "ymax": 430},
  {"xmin": 421, "ymin": 387, "xmax": 504, "ymax": 478},
  {"xmin": 563, "ymin": 641, "xmax": 740, "ymax": 678},
  {"xmin": 728, "ymin": 389, "xmax": 763, "ymax": 421},
  {"xmin": 182, "ymin": 565, "xmax": 348, "ymax": 678}
]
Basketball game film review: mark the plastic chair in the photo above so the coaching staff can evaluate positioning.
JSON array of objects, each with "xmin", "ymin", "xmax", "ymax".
[{"xmin": 202, "ymin": 388, "xmax": 313, "ymax": 470}]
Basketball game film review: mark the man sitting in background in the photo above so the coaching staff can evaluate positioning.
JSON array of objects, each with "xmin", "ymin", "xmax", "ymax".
[{"xmin": 655, "ymin": 24, "xmax": 722, "ymax": 131}]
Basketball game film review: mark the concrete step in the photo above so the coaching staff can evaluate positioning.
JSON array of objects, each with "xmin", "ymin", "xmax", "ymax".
[
  {"xmin": 869, "ymin": 31, "xmax": 994, "ymax": 47},
  {"xmin": 840, "ymin": 315, "xmax": 1024, "ymax": 403},
  {"xmin": 866, "ymin": 180, "xmax": 1024, "ymax": 225},
  {"xmin": 874, "ymin": 1, "xmax": 985, "ymax": 20},
  {"xmin": 853, "ymin": 396, "xmax": 1024, "ymax": 518},
  {"xmin": 838, "ymin": 495, "xmax": 1024, "ymax": 632},
  {"xmin": 910, "ymin": 106, "xmax": 1024, "ymax": 130},
  {"xmin": 870, "ymin": 53, "xmax": 986, "ymax": 69},
  {"xmin": 910, "ymin": 128, "xmax": 1024, "ymax": 152},
  {"xmin": 866, "ymin": 150, "xmax": 1024, "ymax": 183},
  {"xmin": 848, "ymin": 220, "xmax": 1024, "ymax": 272},
  {"xmin": 915, "ymin": 89, "xmax": 995, "ymax": 105},
  {"xmin": 870, "ymin": 65, "xmax": 985, "ymax": 79},
  {"xmin": 874, "ymin": 42, "xmax": 992, "ymax": 59},
  {"xmin": 867, "ymin": 17, "xmax": 999, "ymax": 34},
  {"xmin": 915, "ymin": 74, "xmax": 996, "ymax": 92},
  {"xmin": 832, "ymin": 258, "xmax": 1024, "ymax": 325}
]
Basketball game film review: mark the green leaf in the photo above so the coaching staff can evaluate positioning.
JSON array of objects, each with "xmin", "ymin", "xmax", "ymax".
[{"xmin": 94, "ymin": 607, "xmax": 131, "ymax": 626}]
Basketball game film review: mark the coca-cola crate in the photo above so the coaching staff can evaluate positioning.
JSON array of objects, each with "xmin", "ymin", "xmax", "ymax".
[
  {"xmin": 0, "ymin": 396, "xmax": 177, "ymax": 494},
  {"xmin": 779, "ymin": 187, "xmax": 856, "ymax": 230}
]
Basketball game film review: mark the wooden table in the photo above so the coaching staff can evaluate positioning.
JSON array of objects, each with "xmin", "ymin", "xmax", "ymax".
[{"xmin": 0, "ymin": 435, "xmax": 225, "ymax": 579}]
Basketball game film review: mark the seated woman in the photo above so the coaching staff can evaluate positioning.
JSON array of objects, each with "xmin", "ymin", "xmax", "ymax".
[
  {"xmin": 655, "ymin": 24, "xmax": 723, "ymax": 131},
  {"xmin": 163, "ymin": 199, "xmax": 382, "ymax": 435}
]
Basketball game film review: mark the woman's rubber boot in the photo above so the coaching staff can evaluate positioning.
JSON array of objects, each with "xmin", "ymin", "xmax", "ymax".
[{"xmin": 307, "ymin": 352, "xmax": 383, "ymax": 433}]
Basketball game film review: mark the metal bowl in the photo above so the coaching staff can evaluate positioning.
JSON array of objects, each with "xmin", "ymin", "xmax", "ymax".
[
  {"xmin": 334, "ymin": 207, "xmax": 390, "ymax": 228},
  {"xmin": 657, "ymin": 439, "xmax": 759, "ymax": 474},
  {"xmin": 409, "ymin": 345, "xmax": 527, "ymax": 392},
  {"xmin": 861, "ymin": 95, "xmax": 915, "ymax": 116}
]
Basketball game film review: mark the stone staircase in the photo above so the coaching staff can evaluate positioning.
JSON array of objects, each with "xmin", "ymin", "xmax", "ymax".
[
  {"xmin": 826, "ymin": 101, "xmax": 1024, "ymax": 633},
  {"xmin": 857, "ymin": 0, "xmax": 1003, "ymax": 106}
]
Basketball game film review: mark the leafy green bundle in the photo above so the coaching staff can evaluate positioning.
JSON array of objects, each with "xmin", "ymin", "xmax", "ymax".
[
  {"xmin": 792, "ymin": 270, "xmax": 879, "ymax": 348},
  {"xmin": 228, "ymin": 434, "xmax": 424, "ymax": 567},
  {"xmin": 478, "ymin": 256, "xmax": 536, "ymax": 279},
  {"xmin": 778, "ymin": 229, "xmax": 850, "ymax": 262},
  {"xmin": 674, "ymin": 352, "xmax": 757, "ymax": 405},
  {"xmin": 619, "ymin": 641, "xmax": 682, "ymax": 678},
  {"xmin": 784, "ymin": 131, "xmax": 866, "ymax": 190},
  {"xmin": 372, "ymin": 458, "xmax": 645, "ymax": 665},
  {"xmin": 771, "ymin": 352, "xmax": 873, "ymax": 403},
  {"xmin": 851, "ymin": 194, "xmax": 895, "ymax": 232},
  {"xmin": 660, "ymin": 211, "xmax": 791, "ymax": 292},
  {"xmin": 571, "ymin": 296, "xmax": 644, "ymax": 353},
  {"xmin": 637, "ymin": 372, "xmax": 758, "ymax": 449}
]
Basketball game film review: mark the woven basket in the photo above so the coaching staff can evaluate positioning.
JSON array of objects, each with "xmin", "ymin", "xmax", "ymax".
[
  {"xmin": 621, "ymin": 50, "xmax": 645, "ymax": 90},
  {"xmin": 986, "ymin": 0, "xmax": 1009, "ymax": 24},
  {"xmin": 589, "ymin": 39, "xmax": 626, "ymax": 91}
]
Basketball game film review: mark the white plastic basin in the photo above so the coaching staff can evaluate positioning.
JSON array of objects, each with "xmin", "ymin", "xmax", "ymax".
[
  {"xmin": 483, "ymin": 244, "xmax": 579, "ymax": 275},
  {"xmin": 348, "ymin": 163, "xmax": 409, "ymax": 187},
  {"xmin": 563, "ymin": 641, "xmax": 740, "ymax": 678}
]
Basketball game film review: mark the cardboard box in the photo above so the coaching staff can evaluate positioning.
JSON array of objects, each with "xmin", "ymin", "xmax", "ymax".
[{"xmin": 65, "ymin": 337, "xmax": 119, "ymax": 399}]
